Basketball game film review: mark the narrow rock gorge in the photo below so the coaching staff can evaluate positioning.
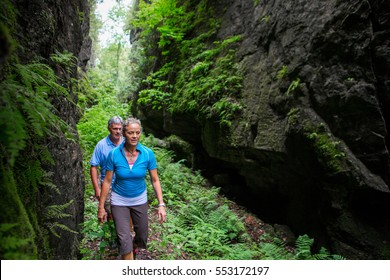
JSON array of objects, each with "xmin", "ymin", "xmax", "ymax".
[{"xmin": 2, "ymin": 0, "xmax": 389, "ymax": 260}]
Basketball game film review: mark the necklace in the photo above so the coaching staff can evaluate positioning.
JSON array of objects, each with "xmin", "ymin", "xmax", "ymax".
[{"xmin": 125, "ymin": 147, "xmax": 137, "ymax": 163}]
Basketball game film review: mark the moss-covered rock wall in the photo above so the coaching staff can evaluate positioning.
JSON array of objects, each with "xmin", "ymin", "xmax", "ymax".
[
  {"xmin": 130, "ymin": 0, "xmax": 390, "ymax": 259},
  {"xmin": 0, "ymin": 0, "xmax": 90, "ymax": 259}
]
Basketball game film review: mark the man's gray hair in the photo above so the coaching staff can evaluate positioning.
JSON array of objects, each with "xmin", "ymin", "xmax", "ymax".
[
  {"xmin": 107, "ymin": 116, "xmax": 123, "ymax": 128},
  {"xmin": 123, "ymin": 117, "xmax": 142, "ymax": 132}
]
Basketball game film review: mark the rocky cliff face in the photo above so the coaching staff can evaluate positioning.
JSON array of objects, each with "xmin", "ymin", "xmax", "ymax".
[
  {"xmin": 137, "ymin": 0, "xmax": 390, "ymax": 259},
  {"xmin": 13, "ymin": 0, "xmax": 90, "ymax": 259}
]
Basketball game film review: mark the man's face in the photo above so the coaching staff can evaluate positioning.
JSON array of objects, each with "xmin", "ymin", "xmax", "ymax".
[{"xmin": 108, "ymin": 123, "xmax": 122, "ymax": 141}]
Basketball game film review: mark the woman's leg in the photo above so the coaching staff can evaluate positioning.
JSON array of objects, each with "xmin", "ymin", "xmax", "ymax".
[
  {"xmin": 111, "ymin": 205, "xmax": 134, "ymax": 259},
  {"xmin": 130, "ymin": 202, "xmax": 149, "ymax": 251}
]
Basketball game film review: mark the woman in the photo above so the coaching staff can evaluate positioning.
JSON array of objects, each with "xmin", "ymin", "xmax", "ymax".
[{"xmin": 98, "ymin": 117, "xmax": 166, "ymax": 260}]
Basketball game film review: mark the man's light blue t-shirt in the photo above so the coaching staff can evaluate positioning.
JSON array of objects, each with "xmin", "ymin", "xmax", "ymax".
[
  {"xmin": 90, "ymin": 135, "xmax": 121, "ymax": 183},
  {"xmin": 106, "ymin": 142, "xmax": 157, "ymax": 198}
]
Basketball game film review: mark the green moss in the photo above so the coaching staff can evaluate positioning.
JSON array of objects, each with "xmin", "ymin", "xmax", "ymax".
[
  {"xmin": 0, "ymin": 0, "xmax": 17, "ymax": 30},
  {"xmin": 380, "ymin": 244, "xmax": 390, "ymax": 259},
  {"xmin": 287, "ymin": 108, "xmax": 301, "ymax": 126},
  {"xmin": 173, "ymin": 42, "xmax": 243, "ymax": 124},
  {"xmin": 165, "ymin": 135, "xmax": 193, "ymax": 152},
  {"xmin": 131, "ymin": 1, "xmax": 243, "ymax": 127},
  {"xmin": 41, "ymin": 10, "xmax": 56, "ymax": 35},
  {"xmin": 139, "ymin": 36, "xmax": 243, "ymax": 127},
  {"xmin": 0, "ymin": 165, "xmax": 38, "ymax": 259},
  {"xmin": 276, "ymin": 65, "xmax": 288, "ymax": 80},
  {"xmin": 286, "ymin": 77, "xmax": 301, "ymax": 95},
  {"xmin": 261, "ymin": 15, "xmax": 271, "ymax": 23},
  {"xmin": 304, "ymin": 124, "xmax": 346, "ymax": 174}
]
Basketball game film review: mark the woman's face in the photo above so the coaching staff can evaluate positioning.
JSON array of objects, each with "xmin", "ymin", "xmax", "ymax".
[{"xmin": 124, "ymin": 123, "xmax": 141, "ymax": 146}]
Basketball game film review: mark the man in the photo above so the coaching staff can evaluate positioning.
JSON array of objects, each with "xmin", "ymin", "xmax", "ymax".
[{"xmin": 90, "ymin": 116, "xmax": 124, "ymax": 218}]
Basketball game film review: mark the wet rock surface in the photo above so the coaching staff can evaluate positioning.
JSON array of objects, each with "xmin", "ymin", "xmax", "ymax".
[{"xmin": 137, "ymin": 0, "xmax": 390, "ymax": 259}]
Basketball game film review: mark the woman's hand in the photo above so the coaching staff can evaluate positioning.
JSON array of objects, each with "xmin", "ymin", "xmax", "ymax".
[
  {"xmin": 98, "ymin": 207, "xmax": 107, "ymax": 223},
  {"xmin": 158, "ymin": 205, "xmax": 166, "ymax": 223}
]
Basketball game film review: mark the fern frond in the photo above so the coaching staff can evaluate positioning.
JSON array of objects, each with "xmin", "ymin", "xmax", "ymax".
[
  {"xmin": 313, "ymin": 247, "xmax": 346, "ymax": 260},
  {"xmin": 24, "ymin": 160, "xmax": 43, "ymax": 191},
  {"xmin": 0, "ymin": 60, "xmax": 73, "ymax": 167},
  {"xmin": 39, "ymin": 148, "xmax": 55, "ymax": 165},
  {"xmin": 50, "ymin": 50, "xmax": 77, "ymax": 68},
  {"xmin": 332, "ymin": 254, "xmax": 346, "ymax": 260},
  {"xmin": 313, "ymin": 247, "xmax": 331, "ymax": 260},
  {"xmin": 48, "ymin": 222, "xmax": 78, "ymax": 238},
  {"xmin": 45, "ymin": 200, "xmax": 74, "ymax": 219},
  {"xmin": 40, "ymin": 170, "xmax": 60, "ymax": 194},
  {"xmin": 260, "ymin": 242, "xmax": 289, "ymax": 260},
  {"xmin": 294, "ymin": 234, "xmax": 314, "ymax": 259},
  {"xmin": 42, "ymin": 181, "xmax": 61, "ymax": 195}
]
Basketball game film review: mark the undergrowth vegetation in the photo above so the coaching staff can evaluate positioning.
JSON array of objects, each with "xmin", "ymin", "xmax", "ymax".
[{"xmin": 143, "ymin": 152, "xmax": 260, "ymax": 260}]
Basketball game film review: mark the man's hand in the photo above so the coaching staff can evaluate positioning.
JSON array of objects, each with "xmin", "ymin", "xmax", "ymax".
[{"xmin": 94, "ymin": 188, "xmax": 101, "ymax": 200}]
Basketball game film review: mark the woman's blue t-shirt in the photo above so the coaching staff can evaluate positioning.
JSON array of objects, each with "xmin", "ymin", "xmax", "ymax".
[{"xmin": 106, "ymin": 142, "xmax": 157, "ymax": 198}]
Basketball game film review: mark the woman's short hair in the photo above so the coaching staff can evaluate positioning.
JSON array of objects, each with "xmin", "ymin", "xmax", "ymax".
[
  {"xmin": 123, "ymin": 117, "xmax": 142, "ymax": 132},
  {"xmin": 107, "ymin": 116, "xmax": 123, "ymax": 128}
]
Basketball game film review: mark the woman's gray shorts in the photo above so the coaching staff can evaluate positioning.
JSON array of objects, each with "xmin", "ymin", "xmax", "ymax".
[{"xmin": 111, "ymin": 203, "xmax": 148, "ymax": 255}]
